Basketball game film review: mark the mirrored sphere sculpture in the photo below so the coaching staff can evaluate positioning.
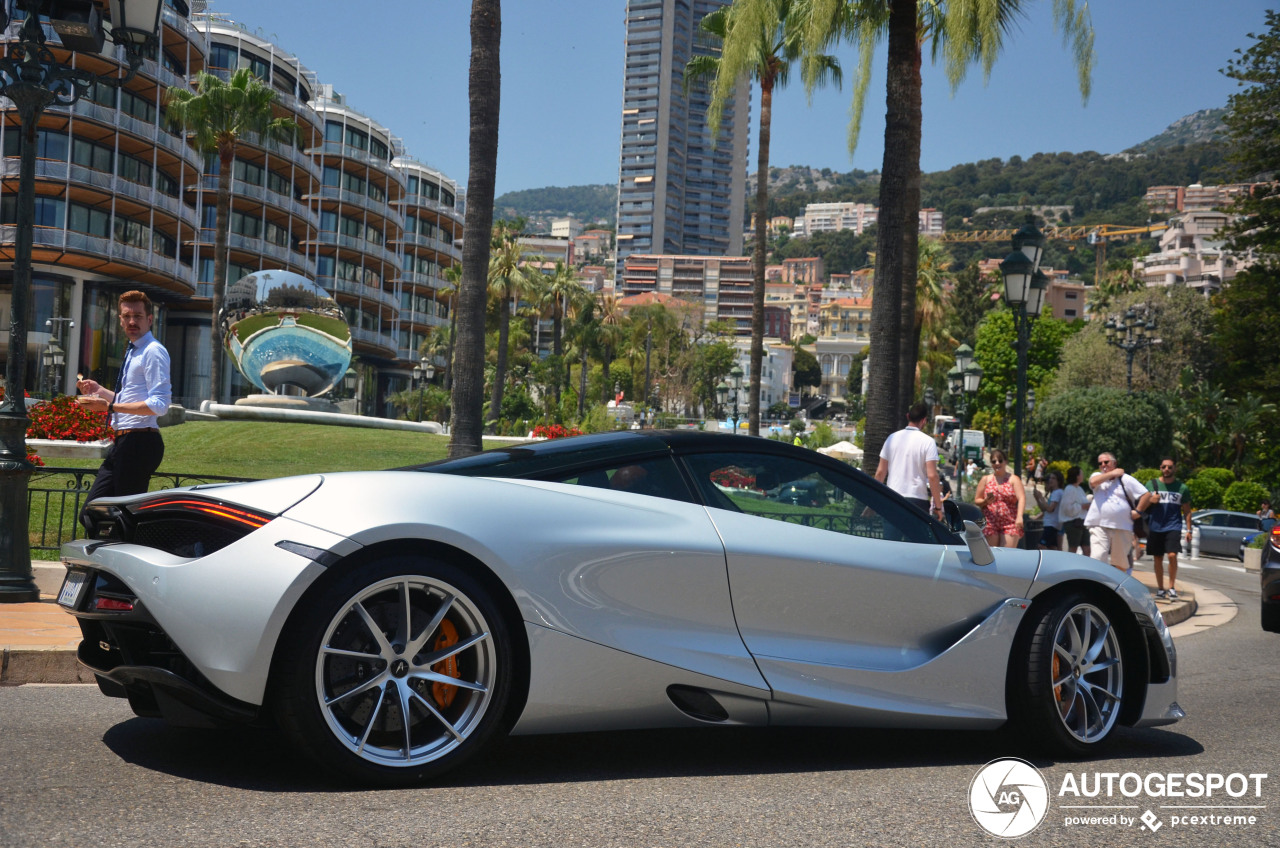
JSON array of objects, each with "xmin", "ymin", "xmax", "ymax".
[{"xmin": 221, "ymin": 270, "xmax": 352, "ymax": 397}]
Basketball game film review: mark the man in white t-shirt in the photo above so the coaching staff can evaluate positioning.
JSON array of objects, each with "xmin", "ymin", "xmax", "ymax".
[
  {"xmin": 875, "ymin": 402, "xmax": 944, "ymax": 520},
  {"xmin": 1084, "ymin": 451, "xmax": 1149, "ymax": 573}
]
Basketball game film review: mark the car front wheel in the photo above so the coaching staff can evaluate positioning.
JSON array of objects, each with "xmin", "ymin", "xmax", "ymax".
[
  {"xmin": 273, "ymin": 555, "xmax": 514, "ymax": 785},
  {"xmin": 1010, "ymin": 592, "xmax": 1125, "ymax": 755}
]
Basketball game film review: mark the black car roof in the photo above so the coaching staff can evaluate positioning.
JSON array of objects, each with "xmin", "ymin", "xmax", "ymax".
[{"xmin": 410, "ymin": 429, "xmax": 821, "ymax": 478}]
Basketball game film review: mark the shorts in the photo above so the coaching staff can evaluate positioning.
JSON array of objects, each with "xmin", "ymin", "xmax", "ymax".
[
  {"xmin": 1089, "ymin": 526, "xmax": 1134, "ymax": 572},
  {"xmin": 1039, "ymin": 526, "xmax": 1061, "ymax": 549},
  {"xmin": 1063, "ymin": 518, "xmax": 1088, "ymax": 552},
  {"xmin": 1146, "ymin": 529, "xmax": 1184, "ymax": 557}
]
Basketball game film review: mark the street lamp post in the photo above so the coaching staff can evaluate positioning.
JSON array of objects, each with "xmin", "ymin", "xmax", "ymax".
[
  {"xmin": 1104, "ymin": 308, "xmax": 1158, "ymax": 393},
  {"xmin": 0, "ymin": 0, "xmax": 167, "ymax": 602},
  {"xmin": 947, "ymin": 345, "xmax": 982, "ymax": 503},
  {"xmin": 999, "ymin": 221, "xmax": 1049, "ymax": 492},
  {"xmin": 412, "ymin": 362, "xmax": 436, "ymax": 422},
  {"xmin": 716, "ymin": 363, "xmax": 744, "ymax": 434},
  {"xmin": 1003, "ymin": 389, "xmax": 1012, "ymax": 452}
]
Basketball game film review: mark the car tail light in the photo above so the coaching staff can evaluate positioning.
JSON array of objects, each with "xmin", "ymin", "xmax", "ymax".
[
  {"xmin": 83, "ymin": 495, "xmax": 275, "ymax": 557},
  {"xmin": 1270, "ymin": 524, "xmax": 1280, "ymax": 551},
  {"xmin": 94, "ymin": 596, "xmax": 134, "ymax": 612}
]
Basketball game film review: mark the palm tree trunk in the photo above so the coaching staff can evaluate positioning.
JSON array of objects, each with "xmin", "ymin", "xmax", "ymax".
[
  {"xmin": 210, "ymin": 145, "xmax": 234, "ymax": 404},
  {"xmin": 578, "ymin": 341, "xmax": 588, "ymax": 420},
  {"xmin": 863, "ymin": 0, "xmax": 916, "ymax": 473},
  {"xmin": 601, "ymin": 348, "xmax": 612, "ymax": 403},
  {"xmin": 552, "ymin": 307, "xmax": 563, "ymax": 407},
  {"xmin": 748, "ymin": 77, "xmax": 773, "ymax": 438},
  {"xmin": 895, "ymin": 35, "xmax": 924, "ymax": 419},
  {"xmin": 450, "ymin": 0, "xmax": 501, "ymax": 456},
  {"xmin": 489, "ymin": 298, "xmax": 511, "ymax": 428}
]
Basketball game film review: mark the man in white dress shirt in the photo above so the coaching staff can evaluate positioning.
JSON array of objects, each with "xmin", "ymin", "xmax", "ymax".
[{"xmin": 75, "ymin": 290, "xmax": 171, "ymax": 533}]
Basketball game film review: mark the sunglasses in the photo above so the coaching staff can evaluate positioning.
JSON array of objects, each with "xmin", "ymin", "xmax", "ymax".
[{"xmin": 1098, "ymin": 459, "xmax": 1114, "ymax": 466}]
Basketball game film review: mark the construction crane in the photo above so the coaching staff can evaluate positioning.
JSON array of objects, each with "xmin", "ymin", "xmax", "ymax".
[{"xmin": 939, "ymin": 222, "xmax": 1169, "ymax": 281}]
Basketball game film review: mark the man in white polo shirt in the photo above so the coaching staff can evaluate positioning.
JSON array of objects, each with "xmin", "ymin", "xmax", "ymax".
[{"xmin": 875, "ymin": 402, "xmax": 944, "ymax": 521}]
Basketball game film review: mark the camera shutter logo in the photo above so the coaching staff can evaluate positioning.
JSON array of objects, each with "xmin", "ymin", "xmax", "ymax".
[{"xmin": 969, "ymin": 758, "xmax": 1050, "ymax": 838}]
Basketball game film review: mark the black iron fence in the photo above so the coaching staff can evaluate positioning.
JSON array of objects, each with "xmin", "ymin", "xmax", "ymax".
[{"xmin": 27, "ymin": 466, "xmax": 256, "ymax": 553}]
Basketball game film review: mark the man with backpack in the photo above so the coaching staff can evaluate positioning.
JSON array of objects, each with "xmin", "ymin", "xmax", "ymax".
[{"xmin": 1138, "ymin": 458, "xmax": 1193, "ymax": 600}]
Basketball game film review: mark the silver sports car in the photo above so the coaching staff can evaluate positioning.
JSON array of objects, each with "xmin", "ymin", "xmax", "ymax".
[{"xmin": 58, "ymin": 430, "xmax": 1182, "ymax": 785}]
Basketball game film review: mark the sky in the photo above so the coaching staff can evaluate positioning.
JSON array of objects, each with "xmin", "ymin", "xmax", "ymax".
[{"xmin": 206, "ymin": 1, "xmax": 1272, "ymax": 197}]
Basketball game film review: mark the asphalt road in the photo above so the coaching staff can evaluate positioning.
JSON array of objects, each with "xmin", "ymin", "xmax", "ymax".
[{"xmin": 0, "ymin": 563, "xmax": 1274, "ymax": 848}]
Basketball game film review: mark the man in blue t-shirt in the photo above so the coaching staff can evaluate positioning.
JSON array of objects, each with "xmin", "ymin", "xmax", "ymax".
[{"xmin": 1138, "ymin": 457, "xmax": 1193, "ymax": 600}]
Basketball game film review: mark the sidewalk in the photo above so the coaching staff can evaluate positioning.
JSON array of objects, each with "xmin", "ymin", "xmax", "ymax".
[{"xmin": 0, "ymin": 561, "xmax": 1202, "ymax": 687}]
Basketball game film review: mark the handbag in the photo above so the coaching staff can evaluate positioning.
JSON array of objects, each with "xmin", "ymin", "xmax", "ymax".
[{"xmin": 1124, "ymin": 480, "xmax": 1148, "ymax": 539}]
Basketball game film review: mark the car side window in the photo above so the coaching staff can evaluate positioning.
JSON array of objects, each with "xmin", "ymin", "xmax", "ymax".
[
  {"xmin": 1226, "ymin": 514, "xmax": 1260, "ymax": 530},
  {"xmin": 549, "ymin": 456, "xmax": 695, "ymax": 503},
  {"xmin": 1203, "ymin": 513, "xmax": 1227, "ymax": 527},
  {"xmin": 680, "ymin": 452, "xmax": 938, "ymax": 545}
]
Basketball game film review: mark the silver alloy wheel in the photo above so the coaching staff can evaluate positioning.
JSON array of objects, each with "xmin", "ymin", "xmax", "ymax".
[
  {"xmin": 1050, "ymin": 602, "xmax": 1123, "ymax": 744},
  {"xmin": 314, "ymin": 574, "xmax": 497, "ymax": 768}
]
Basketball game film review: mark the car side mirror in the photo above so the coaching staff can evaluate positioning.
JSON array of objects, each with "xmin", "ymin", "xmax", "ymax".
[
  {"xmin": 942, "ymin": 499, "xmax": 964, "ymax": 532},
  {"xmin": 964, "ymin": 520, "xmax": 995, "ymax": 566}
]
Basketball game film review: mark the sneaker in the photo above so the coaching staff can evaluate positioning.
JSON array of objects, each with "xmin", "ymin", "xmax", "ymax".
[
  {"xmin": 1156, "ymin": 589, "xmax": 1168, "ymax": 599},
  {"xmin": 1168, "ymin": 588, "xmax": 1179, "ymax": 600}
]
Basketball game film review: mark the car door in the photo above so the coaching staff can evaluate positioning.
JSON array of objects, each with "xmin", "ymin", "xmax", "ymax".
[
  {"xmin": 1225, "ymin": 513, "xmax": 1263, "ymax": 556},
  {"xmin": 679, "ymin": 450, "xmax": 1039, "ymax": 719},
  {"xmin": 1196, "ymin": 512, "xmax": 1229, "ymax": 556}
]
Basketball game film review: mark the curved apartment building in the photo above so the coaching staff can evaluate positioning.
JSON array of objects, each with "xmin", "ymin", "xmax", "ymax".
[{"xmin": 0, "ymin": 3, "xmax": 462, "ymax": 418}]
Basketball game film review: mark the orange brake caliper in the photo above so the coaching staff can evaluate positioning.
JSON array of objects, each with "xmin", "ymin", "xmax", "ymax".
[
  {"xmin": 431, "ymin": 619, "xmax": 461, "ymax": 708},
  {"xmin": 1052, "ymin": 652, "xmax": 1063, "ymax": 705}
]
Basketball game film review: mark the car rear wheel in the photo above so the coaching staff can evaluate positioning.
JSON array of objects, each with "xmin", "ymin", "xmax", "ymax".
[
  {"xmin": 273, "ymin": 555, "xmax": 514, "ymax": 785},
  {"xmin": 1010, "ymin": 592, "xmax": 1125, "ymax": 755}
]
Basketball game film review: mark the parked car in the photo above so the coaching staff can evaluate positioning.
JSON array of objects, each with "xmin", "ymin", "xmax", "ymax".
[
  {"xmin": 1260, "ymin": 523, "xmax": 1280, "ymax": 632},
  {"xmin": 58, "ymin": 430, "xmax": 1179, "ymax": 785},
  {"xmin": 1191, "ymin": 509, "xmax": 1264, "ymax": 559}
]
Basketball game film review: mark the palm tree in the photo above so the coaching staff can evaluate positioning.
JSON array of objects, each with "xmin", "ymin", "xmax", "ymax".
[
  {"xmin": 487, "ymin": 235, "xmax": 533, "ymax": 428},
  {"xmin": 686, "ymin": 0, "xmax": 841, "ymax": 436},
  {"xmin": 914, "ymin": 237, "xmax": 953, "ymax": 396},
  {"xmin": 800, "ymin": 0, "xmax": 1094, "ymax": 472},
  {"xmin": 596, "ymin": 292, "xmax": 625, "ymax": 403},
  {"xmin": 450, "ymin": 0, "xmax": 502, "ymax": 456},
  {"xmin": 541, "ymin": 261, "xmax": 587, "ymax": 406},
  {"xmin": 166, "ymin": 68, "xmax": 298, "ymax": 404}
]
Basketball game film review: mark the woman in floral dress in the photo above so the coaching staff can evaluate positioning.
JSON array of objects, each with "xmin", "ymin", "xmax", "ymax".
[{"xmin": 974, "ymin": 448, "xmax": 1026, "ymax": 547}]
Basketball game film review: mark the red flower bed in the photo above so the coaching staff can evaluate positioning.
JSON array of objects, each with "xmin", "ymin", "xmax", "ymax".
[
  {"xmin": 25, "ymin": 395, "xmax": 115, "ymax": 442},
  {"xmin": 531, "ymin": 424, "xmax": 584, "ymax": 440},
  {"xmin": 710, "ymin": 467, "xmax": 757, "ymax": 490}
]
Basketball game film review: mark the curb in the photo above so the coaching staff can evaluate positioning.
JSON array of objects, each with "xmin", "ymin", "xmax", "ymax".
[{"xmin": 1, "ymin": 647, "xmax": 91, "ymax": 685}]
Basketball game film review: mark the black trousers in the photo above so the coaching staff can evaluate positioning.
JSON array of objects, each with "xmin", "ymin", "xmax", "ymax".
[{"xmin": 79, "ymin": 430, "xmax": 164, "ymax": 534}]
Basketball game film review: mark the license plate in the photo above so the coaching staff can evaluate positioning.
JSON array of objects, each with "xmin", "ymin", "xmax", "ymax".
[{"xmin": 57, "ymin": 570, "xmax": 87, "ymax": 609}]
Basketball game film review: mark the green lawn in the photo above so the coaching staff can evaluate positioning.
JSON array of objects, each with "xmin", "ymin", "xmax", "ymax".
[{"xmin": 29, "ymin": 421, "xmax": 513, "ymax": 558}]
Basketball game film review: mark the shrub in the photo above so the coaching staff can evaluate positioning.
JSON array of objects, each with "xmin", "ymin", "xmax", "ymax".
[
  {"xmin": 1133, "ymin": 468, "xmax": 1162, "ymax": 486},
  {"xmin": 811, "ymin": 421, "xmax": 836, "ymax": 448},
  {"xmin": 1223, "ymin": 480, "xmax": 1270, "ymax": 513},
  {"xmin": 1035, "ymin": 388, "xmax": 1173, "ymax": 469},
  {"xmin": 1248, "ymin": 533, "xmax": 1268, "ymax": 550},
  {"xmin": 1186, "ymin": 476, "xmax": 1223, "ymax": 511},
  {"xmin": 1196, "ymin": 467, "xmax": 1235, "ymax": 490}
]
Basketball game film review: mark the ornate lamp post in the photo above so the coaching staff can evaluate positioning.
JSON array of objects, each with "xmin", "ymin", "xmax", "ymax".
[
  {"xmin": 947, "ymin": 345, "xmax": 982, "ymax": 502},
  {"xmin": 1003, "ymin": 389, "xmax": 1012, "ymax": 452},
  {"xmin": 1, "ymin": 0, "xmax": 168, "ymax": 603},
  {"xmin": 412, "ymin": 362, "xmax": 436, "ymax": 422},
  {"xmin": 1104, "ymin": 308, "xmax": 1158, "ymax": 393},
  {"xmin": 716, "ymin": 363, "xmax": 744, "ymax": 434},
  {"xmin": 999, "ymin": 221, "xmax": 1049, "ymax": 492}
]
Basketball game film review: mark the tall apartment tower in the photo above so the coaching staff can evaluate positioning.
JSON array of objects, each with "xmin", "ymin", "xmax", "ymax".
[{"xmin": 615, "ymin": 0, "xmax": 749, "ymax": 275}]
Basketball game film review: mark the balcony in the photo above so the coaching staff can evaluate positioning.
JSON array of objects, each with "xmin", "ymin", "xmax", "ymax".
[
  {"xmin": 350, "ymin": 326, "xmax": 397, "ymax": 356},
  {"xmin": 310, "ymin": 141, "xmax": 402, "ymax": 184},
  {"xmin": 308, "ymin": 231, "xmax": 401, "ymax": 267},
  {"xmin": 323, "ymin": 276, "xmax": 399, "ymax": 312},
  {"xmin": 7, "ymin": 226, "xmax": 194, "ymax": 293}
]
